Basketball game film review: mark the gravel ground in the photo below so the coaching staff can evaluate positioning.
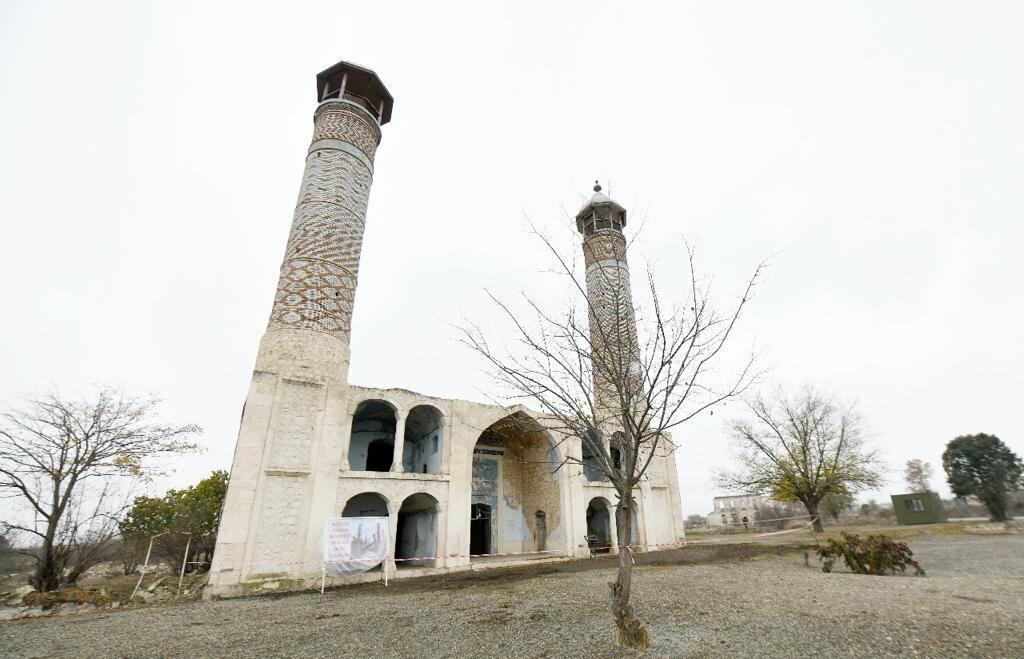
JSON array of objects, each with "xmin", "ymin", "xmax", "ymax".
[{"xmin": 2, "ymin": 534, "xmax": 1022, "ymax": 658}]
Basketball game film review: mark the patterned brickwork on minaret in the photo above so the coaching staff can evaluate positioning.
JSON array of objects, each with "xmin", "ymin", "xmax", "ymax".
[
  {"xmin": 583, "ymin": 231, "xmax": 638, "ymax": 358},
  {"xmin": 267, "ymin": 101, "xmax": 381, "ymax": 340},
  {"xmin": 577, "ymin": 185, "xmax": 639, "ymax": 416}
]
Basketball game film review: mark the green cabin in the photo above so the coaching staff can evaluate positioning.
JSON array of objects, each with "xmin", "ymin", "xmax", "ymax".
[{"xmin": 890, "ymin": 492, "xmax": 947, "ymax": 525}]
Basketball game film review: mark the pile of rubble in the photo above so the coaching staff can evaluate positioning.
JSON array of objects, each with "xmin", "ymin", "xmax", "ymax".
[
  {"xmin": 0, "ymin": 585, "xmax": 104, "ymax": 621},
  {"xmin": 0, "ymin": 572, "xmax": 209, "ymax": 621}
]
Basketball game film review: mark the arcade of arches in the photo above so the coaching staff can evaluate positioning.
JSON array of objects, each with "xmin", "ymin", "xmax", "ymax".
[
  {"xmin": 348, "ymin": 400, "xmax": 444, "ymax": 474},
  {"xmin": 340, "ymin": 491, "xmax": 439, "ymax": 570}
]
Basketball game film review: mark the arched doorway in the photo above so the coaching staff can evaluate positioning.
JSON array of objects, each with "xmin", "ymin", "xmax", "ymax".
[
  {"xmin": 403, "ymin": 406, "xmax": 443, "ymax": 474},
  {"xmin": 395, "ymin": 493, "xmax": 438, "ymax": 568},
  {"xmin": 349, "ymin": 400, "xmax": 396, "ymax": 472},
  {"xmin": 340, "ymin": 492, "xmax": 389, "ymax": 572},
  {"xmin": 586, "ymin": 497, "xmax": 612, "ymax": 553},
  {"xmin": 470, "ymin": 412, "xmax": 563, "ymax": 560},
  {"xmin": 342, "ymin": 492, "xmax": 389, "ymax": 517}
]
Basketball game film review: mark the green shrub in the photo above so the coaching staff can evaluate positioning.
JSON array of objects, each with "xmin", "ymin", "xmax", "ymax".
[{"xmin": 817, "ymin": 532, "xmax": 925, "ymax": 576}]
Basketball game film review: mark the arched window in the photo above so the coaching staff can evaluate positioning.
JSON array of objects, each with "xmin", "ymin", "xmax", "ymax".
[
  {"xmin": 403, "ymin": 406, "xmax": 443, "ymax": 475},
  {"xmin": 581, "ymin": 434, "xmax": 603, "ymax": 482},
  {"xmin": 610, "ymin": 432, "xmax": 625, "ymax": 472},
  {"xmin": 348, "ymin": 400, "xmax": 396, "ymax": 472},
  {"xmin": 610, "ymin": 446, "xmax": 622, "ymax": 471}
]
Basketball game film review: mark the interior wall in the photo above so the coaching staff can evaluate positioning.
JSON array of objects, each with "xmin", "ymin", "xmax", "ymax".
[
  {"xmin": 586, "ymin": 499, "xmax": 612, "ymax": 549},
  {"xmin": 503, "ymin": 438, "xmax": 561, "ymax": 553},
  {"xmin": 396, "ymin": 496, "xmax": 437, "ymax": 567},
  {"xmin": 402, "ymin": 407, "xmax": 442, "ymax": 474},
  {"xmin": 349, "ymin": 419, "xmax": 395, "ymax": 471}
]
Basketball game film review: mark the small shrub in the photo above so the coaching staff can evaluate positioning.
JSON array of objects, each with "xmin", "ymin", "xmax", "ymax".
[{"xmin": 817, "ymin": 532, "xmax": 925, "ymax": 576}]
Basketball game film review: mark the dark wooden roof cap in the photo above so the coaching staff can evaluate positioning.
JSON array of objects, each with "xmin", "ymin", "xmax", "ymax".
[{"xmin": 315, "ymin": 60, "xmax": 394, "ymax": 125}]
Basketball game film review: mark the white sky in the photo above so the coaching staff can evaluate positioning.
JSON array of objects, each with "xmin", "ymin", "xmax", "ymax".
[{"xmin": 1, "ymin": 1, "xmax": 1022, "ymax": 517}]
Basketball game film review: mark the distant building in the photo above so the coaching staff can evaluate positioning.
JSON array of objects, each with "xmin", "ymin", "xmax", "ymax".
[
  {"xmin": 890, "ymin": 492, "xmax": 947, "ymax": 525},
  {"xmin": 707, "ymin": 494, "xmax": 772, "ymax": 528}
]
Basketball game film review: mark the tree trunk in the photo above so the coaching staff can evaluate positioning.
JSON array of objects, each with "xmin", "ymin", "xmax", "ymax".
[
  {"xmin": 610, "ymin": 498, "xmax": 650, "ymax": 649},
  {"xmin": 982, "ymin": 489, "xmax": 1008, "ymax": 522},
  {"xmin": 33, "ymin": 520, "xmax": 61, "ymax": 592},
  {"xmin": 805, "ymin": 501, "xmax": 824, "ymax": 533}
]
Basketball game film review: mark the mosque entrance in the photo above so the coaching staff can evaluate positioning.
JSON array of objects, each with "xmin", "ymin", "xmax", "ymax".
[
  {"xmin": 469, "ymin": 412, "xmax": 562, "ymax": 561},
  {"xmin": 470, "ymin": 503, "xmax": 492, "ymax": 555},
  {"xmin": 586, "ymin": 497, "xmax": 613, "ymax": 553}
]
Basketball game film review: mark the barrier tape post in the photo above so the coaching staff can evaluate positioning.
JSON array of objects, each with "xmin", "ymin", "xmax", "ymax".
[
  {"xmin": 807, "ymin": 516, "xmax": 821, "ymax": 549},
  {"xmin": 130, "ymin": 531, "xmax": 168, "ymax": 601},
  {"xmin": 320, "ymin": 563, "xmax": 326, "ymax": 594},
  {"xmin": 175, "ymin": 533, "xmax": 192, "ymax": 599}
]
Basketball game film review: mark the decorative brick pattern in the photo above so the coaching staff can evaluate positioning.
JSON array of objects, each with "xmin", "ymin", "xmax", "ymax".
[
  {"xmin": 269, "ymin": 381, "xmax": 322, "ymax": 469},
  {"xmin": 586, "ymin": 260, "xmax": 637, "ymax": 349},
  {"xmin": 295, "ymin": 149, "xmax": 371, "ymax": 220},
  {"xmin": 583, "ymin": 229, "xmax": 638, "ymax": 415},
  {"xmin": 266, "ymin": 101, "xmax": 379, "ymax": 341},
  {"xmin": 312, "ymin": 103, "xmax": 380, "ymax": 159},
  {"xmin": 251, "ymin": 476, "xmax": 305, "ymax": 574},
  {"xmin": 268, "ymin": 259, "xmax": 356, "ymax": 337},
  {"xmin": 283, "ymin": 201, "xmax": 366, "ymax": 275},
  {"xmin": 582, "ymin": 231, "xmax": 628, "ymax": 268}
]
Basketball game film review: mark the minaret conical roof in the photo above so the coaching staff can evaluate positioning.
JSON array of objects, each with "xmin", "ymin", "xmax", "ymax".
[{"xmin": 576, "ymin": 181, "xmax": 627, "ymax": 233}]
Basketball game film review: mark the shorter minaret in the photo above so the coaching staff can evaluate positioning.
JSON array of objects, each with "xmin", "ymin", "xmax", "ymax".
[{"xmin": 575, "ymin": 182, "xmax": 639, "ymax": 421}]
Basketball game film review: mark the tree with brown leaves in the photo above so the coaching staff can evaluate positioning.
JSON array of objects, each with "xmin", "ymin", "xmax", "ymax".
[{"xmin": 904, "ymin": 459, "xmax": 933, "ymax": 493}]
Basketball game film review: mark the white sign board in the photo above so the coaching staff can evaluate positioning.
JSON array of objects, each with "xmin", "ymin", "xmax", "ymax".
[{"xmin": 320, "ymin": 517, "xmax": 389, "ymax": 577}]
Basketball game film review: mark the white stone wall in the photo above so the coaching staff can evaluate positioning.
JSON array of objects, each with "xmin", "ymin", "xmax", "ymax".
[{"xmin": 209, "ymin": 378, "xmax": 685, "ymax": 597}]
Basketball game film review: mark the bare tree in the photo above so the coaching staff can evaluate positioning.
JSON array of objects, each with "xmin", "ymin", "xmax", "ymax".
[
  {"xmin": 904, "ymin": 459, "xmax": 933, "ymax": 493},
  {"xmin": 461, "ymin": 222, "xmax": 764, "ymax": 648},
  {"xmin": 718, "ymin": 386, "xmax": 884, "ymax": 532},
  {"xmin": 0, "ymin": 386, "xmax": 200, "ymax": 591}
]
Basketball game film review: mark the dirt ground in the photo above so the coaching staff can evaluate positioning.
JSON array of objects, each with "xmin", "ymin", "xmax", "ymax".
[{"xmin": 2, "ymin": 531, "xmax": 1022, "ymax": 658}]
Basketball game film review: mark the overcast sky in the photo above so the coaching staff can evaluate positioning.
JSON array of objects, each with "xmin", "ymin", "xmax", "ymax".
[{"xmin": 2, "ymin": 1, "xmax": 1022, "ymax": 517}]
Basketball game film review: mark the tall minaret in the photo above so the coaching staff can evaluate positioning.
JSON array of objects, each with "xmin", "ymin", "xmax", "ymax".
[
  {"xmin": 576, "ymin": 182, "xmax": 639, "ymax": 422},
  {"xmin": 208, "ymin": 62, "xmax": 393, "ymax": 597},
  {"xmin": 263, "ymin": 61, "xmax": 392, "ymax": 379}
]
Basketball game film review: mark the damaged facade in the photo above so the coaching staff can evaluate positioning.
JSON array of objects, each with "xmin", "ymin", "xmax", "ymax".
[{"xmin": 206, "ymin": 61, "xmax": 685, "ymax": 598}]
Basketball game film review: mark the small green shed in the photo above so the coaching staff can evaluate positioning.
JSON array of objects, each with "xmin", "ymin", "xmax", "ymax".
[{"xmin": 890, "ymin": 492, "xmax": 947, "ymax": 525}]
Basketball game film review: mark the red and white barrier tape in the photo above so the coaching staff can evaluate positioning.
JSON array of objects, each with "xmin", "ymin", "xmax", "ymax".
[{"xmin": 238, "ymin": 518, "xmax": 818, "ymax": 572}]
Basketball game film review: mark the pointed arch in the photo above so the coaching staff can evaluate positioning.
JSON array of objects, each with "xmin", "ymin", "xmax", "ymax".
[{"xmin": 469, "ymin": 411, "xmax": 564, "ymax": 560}]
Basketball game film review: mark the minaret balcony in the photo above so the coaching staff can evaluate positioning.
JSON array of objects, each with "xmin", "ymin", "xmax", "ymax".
[{"xmin": 319, "ymin": 89, "xmax": 383, "ymax": 122}]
